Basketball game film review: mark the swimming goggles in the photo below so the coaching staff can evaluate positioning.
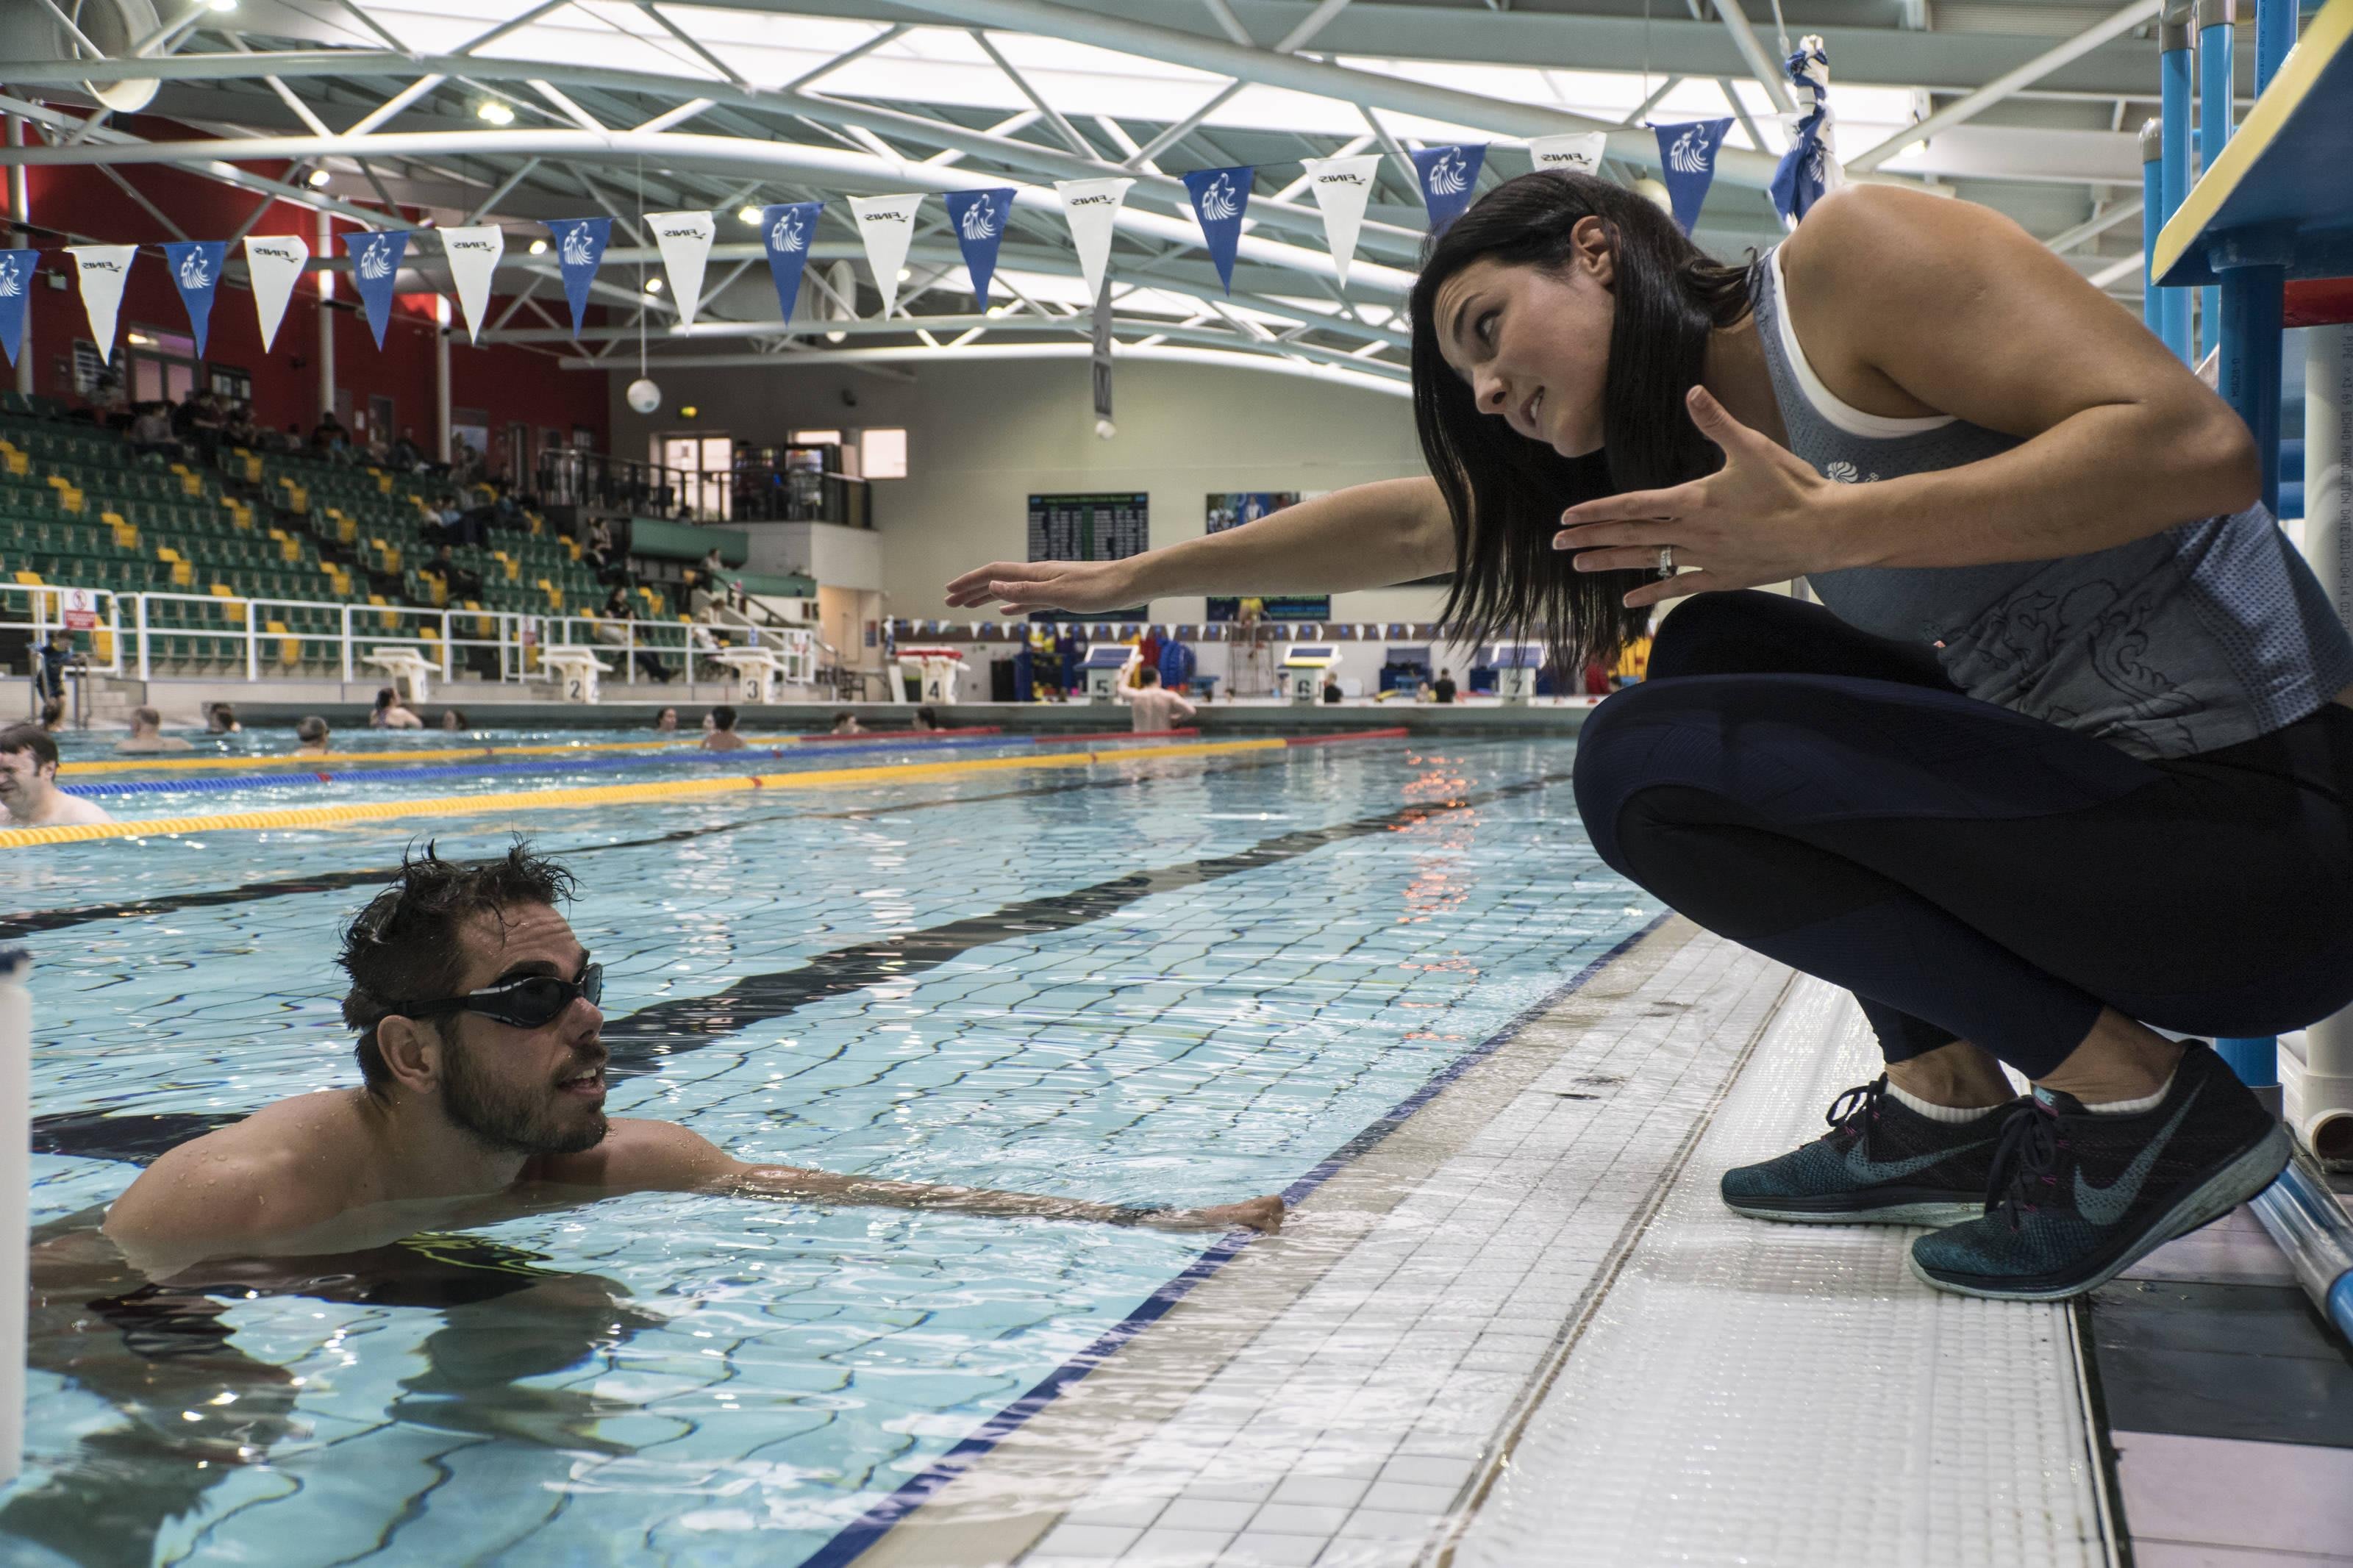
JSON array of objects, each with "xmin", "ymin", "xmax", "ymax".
[{"xmin": 399, "ymin": 963, "xmax": 604, "ymax": 1029}]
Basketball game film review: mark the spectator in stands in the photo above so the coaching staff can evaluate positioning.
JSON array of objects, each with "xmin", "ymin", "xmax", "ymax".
[
  {"xmin": 830, "ymin": 712, "xmax": 864, "ymax": 736},
  {"xmin": 185, "ymin": 390, "xmax": 226, "ymax": 462},
  {"xmin": 116, "ymin": 706, "xmax": 193, "ymax": 753},
  {"xmin": 224, "ymin": 402, "xmax": 257, "ymax": 449},
  {"xmin": 1432, "ymin": 667, "xmax": 1457, "ymax": 704},
  {"xmin": 440, "ymin": 708, "xmax": 468, "ymax": 731},
  {"xmin": 294, "ymin": 716, "xmax": 333, "ymax": 756},
  {"xmin": 266, "ymin": 422, "xmax": 300, "ymax": 454},
  {"xmin": 311, "ymin": 410, "xmax": 351, "ymax": 459},
  {"xmin": 37, "ymin": 697, "xmax": 65, "ymax": 734},
  {"xmin": 586, "ymin": 518, "xmax": 615, "ymax": 569},
  {"xmin": 1117, "ymin": 667, "xmax": 1197, "ymax": 734},
  {"xmin": 599, "ymin": 586, "xmax": 671, "ymax": 684},
  {"xmin": 204, "ymin": 702, "xmax": 240, "ymax": 734},
  {"xmin": 389, "ymin": 426, "xmax": 424, "ymax": 471},
  {"xmin": 79, "ymin": 376, "xmax": 131, "ymax": 432},
  {"xmin": 429, "ymin": 543, "xmax": 482, "ymax": 600},
  {"xmin": 127, "ymin": 401, "xmax": 180, "ymax": 459},
  {"xmin": 0, "ymin": 725, "xmax": 111, "ymax": 828},
  {"xmin": 652, "ymin": 706, "xmax": 679, "ymax": 733},
  {"xmin": 450, "ymin": 439, "xmax": 482, "ymax": 488},
  {"xmin": 370, "ymin": 688, "xmax": 424, "ymax": 729},
  {"xmin": 699, "ymin": 544, "xmax": 724, "ymax": 579},
  {"xmin": 701, "ymin": 706, "xmax": 747, "ymax": 752}
]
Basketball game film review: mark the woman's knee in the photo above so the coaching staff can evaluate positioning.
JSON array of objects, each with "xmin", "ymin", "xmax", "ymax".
[
  {"xmin": 1573, "ymin": 681, "xmax": 1695, "ymax": 870},
  {"xmin": 1645, "ymin": 591, "xmax": 1800, "ymax": 680}
]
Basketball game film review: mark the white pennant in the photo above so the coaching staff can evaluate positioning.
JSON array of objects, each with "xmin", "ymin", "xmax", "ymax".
[
  {"xmin": 1054, "ymin": 176, "xmax": 1132, "ymax": 303},
  {"xmin": 436, "ymin": 225, "xmax": 504, "ymax": 344},
  {"xmin": 1529, "ymin": 132, "xmax": 1610, "ymax": 176},
  {"xmin": 848, "ymin": 194, "xmax": 924, "ymax": 319},
  {"xmin": 1299, "ymin": 155, "xmax": 1379, "ymax": 289},
  {"xmin": 645, "ymin": 210, "xmax": 715, "ymax": 329},
  {"xmin": 242, "ymin": 235, "xmax": 310, "ymax": 353},
  {"xmin": 65, "ymin": 246, "xmax": 136, "ymax": 363}
]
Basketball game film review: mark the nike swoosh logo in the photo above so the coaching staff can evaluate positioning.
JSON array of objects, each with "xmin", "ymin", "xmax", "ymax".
[
  {"xmin": 2075, "ymin": 1083, "xmax": 2203, "ymax": 1226},
  {"xmin": 1843, "ymin": 1139, "xmax": 1993, "ymax": 1184}
]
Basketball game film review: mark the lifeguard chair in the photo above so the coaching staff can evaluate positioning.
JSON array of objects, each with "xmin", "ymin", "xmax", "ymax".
[
  {"xmin": 540, "ymin": 646, "xmax": 613, "ymax": 704},
  {"xmin": 363, "ymin": 645, "xmax": 435, "ymax": 704},
  {"xmin": 1490, "ymin": 642, "xmax": 1545, "ymax": 705},
  {"xmin": 1278, "ymin": 644, "xmax": 1338, "ymax": 705}
]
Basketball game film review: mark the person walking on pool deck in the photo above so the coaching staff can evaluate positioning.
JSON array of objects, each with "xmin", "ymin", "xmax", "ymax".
[
  {"xmin": 945, "ymin": 173, "xmax": 2353, "ymax": 1304},
  {"xmin": 100, "ymin": 845, "xmax": 1284, "ymax": 1280}
]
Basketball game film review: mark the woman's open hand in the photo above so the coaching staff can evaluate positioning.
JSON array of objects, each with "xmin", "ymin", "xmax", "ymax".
[
  {"xmin": 943, "ymin": 559, "xmax": 1140, "ymax": 615},
  {"xmin": 1552, "ymin": 386, "xmax": 1859, "ymax": 610}
]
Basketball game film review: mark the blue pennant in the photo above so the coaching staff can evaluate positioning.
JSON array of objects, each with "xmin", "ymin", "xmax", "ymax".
[
  {"xmin": 1410, "ymin": 144, "xmax": 1487, "ymax": 232},
  {"xmin": 1652, "ymin": 119, "xmax": 1732, "ymax": 234},
  {"xmin": 544, "ymin": 216, "xmax": 612, "ymax": 336},
  {"xmin": 943, "ymin": 187, "xmax": 1015, "ymax": 309},
  {"xmin": 758, "ymin": 201, "xmax": 825, "ymax": 321},
  {"xmin": 343, "ymin": 229, "xmax": 410, "ymax": 349},
  {"xmin": 1182, "ymin": 166, "xmax": 1253, "ymax": 296},
  {"xmin": 0, "ymin": 249, "xmax": 38, "ymax": 368},
  {"xmin": 162, "ymin": 240, "xmax": 227, "ymax": 358}
]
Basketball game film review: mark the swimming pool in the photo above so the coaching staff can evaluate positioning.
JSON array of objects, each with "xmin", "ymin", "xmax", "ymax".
[{"xmin": 2, "ymin": 735, "xmax": 1655, "ymax": 1567}]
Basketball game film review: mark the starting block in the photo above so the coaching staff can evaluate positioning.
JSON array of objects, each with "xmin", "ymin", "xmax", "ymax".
[
  {"xmin": 1080, "ymin": 644, "xmax": 1136, "ymax": 704},
  {"xmin": 1278, "ymin": 644, "xmax": 1338, "ymax": 705},
  {"xmin": 540, "ymin": 645, "xmax": 614, "ymax": 704},
  {"xmin": 711, "ymin": 645, "xmax": 788, "ymax": 706},
  {"xmin": 895, "ymin": 645, "xmax": 968, "ymax": 704},
  {"xmin": 363, "ymin": 645, "xmax": 435, "ymax": 704},
  {"xmin": 1490, "ymin": 642, "xmax": 1545, "ymax": 705}
]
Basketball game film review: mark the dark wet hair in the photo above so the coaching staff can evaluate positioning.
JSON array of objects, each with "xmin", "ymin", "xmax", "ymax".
[
  {"xmin": 338, "ymin": 843, "xmax": 577, "ymax": 1095},
  {"xmin": 0, "ymin": 723, "xmax": 59, "ymax": 772},
  {"xmin": 1409, "ymin": 170, "xmax": 1757, "ymax": 665},
  {"xmin": 296, "ymin": 715, "xmax": 329, "ymax": 743},
  {"xmin": 1138, "ymin": 667, "xmax": 1160, "ymax": 686},
  {"xmin": 710, "ymin": 705, "xmax": 738, "ymax": 731}
]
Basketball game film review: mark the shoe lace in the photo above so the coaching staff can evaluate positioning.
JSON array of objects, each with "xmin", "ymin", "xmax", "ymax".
[
  {"xmin": 1985, "ymin": 1102, "xmax": 2066, "ymax": 1229},
  {"xmin": 1822, "ymin": 1076, "xmax": 1886, "ymax": 1142}
]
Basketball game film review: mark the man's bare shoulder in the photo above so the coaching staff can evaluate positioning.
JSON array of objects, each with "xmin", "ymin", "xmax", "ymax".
[
  {"xmin": 42, "ymin": 792, "xmax": 112, "ymax": 826},
  {"xmin": 105, "ymin": 1091, "xmax": 374, "ymax": 1258},
  {"xmin": 529, "ymin": 1117, "xmax": 739, "ymax": 1192}
]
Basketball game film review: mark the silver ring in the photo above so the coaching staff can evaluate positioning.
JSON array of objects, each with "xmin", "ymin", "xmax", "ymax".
[{"xmin": 1657, "ymin": 545, "xmax": 1676, "ymax": 575}]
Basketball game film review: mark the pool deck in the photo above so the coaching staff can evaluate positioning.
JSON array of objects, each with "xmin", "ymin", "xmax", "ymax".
[{"xmin": 848, "ymin": 920, "xmax": 2353, "ymax": 1568}]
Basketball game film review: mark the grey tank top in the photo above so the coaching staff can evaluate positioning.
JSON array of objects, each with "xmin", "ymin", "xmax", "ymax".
[{"xmin": 1751, "ymin": 244, "xmax": 2353, "ymax": 760}]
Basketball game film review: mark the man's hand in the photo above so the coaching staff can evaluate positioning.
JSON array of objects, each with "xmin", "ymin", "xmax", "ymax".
[
  {"xmin": 944, "ymin": 559, "xmax": 1140, "ymax": 615},
  {"xmin": 1552, "ymin": 386, "xmax": 1860, "ymax": 610}
]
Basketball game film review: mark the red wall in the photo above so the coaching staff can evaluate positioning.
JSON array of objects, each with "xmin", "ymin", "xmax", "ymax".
[{"xmin": 9, "ymin": 118, "xmax": 608, "ymax": 468}]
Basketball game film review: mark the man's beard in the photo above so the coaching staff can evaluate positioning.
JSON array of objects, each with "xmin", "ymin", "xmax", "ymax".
[{"xmin": 438, "ymin": 1034, "xmax": 607, "ymax": 1156}]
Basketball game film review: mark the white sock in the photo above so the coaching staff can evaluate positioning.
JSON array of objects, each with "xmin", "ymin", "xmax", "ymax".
[
  {"xmin": 2082, "ymin": 1070, "xmax": 2174, "ymax": 1116},
  {"xmin": 1886, "ymin": 1081, "xmax": 2006, "ymax": 1123}
]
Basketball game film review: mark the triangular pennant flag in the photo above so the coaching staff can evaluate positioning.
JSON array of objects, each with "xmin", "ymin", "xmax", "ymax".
[
  {"xmin": 242, "ymin": 235, "xmax": 308, "ymax": 353},
  {"xmin": 343, "ymin": 229, "xmax": 410, "ymax": 349},
  {"xmin": 1652, "ymin": 118, "xmax": 1732, "ymax": 233},
  {"xmin": 1181, "ymin": 166, "xmax": 1252, "ymax": 296},
  {"xmin": 645, "ymin": 210, "xmax": 715, "ymax": 329},
  {"xmin": 543, "ymin": 216, "xmax": 610, "ymax": 336},
  {"xmin": 438, "ymin": 225, "xmax": 504, "ymax": 344},
  {"xmin": 66, "ymin": 246, "xmax": 136, "ymax": 363},
  {"xmin": 161, "ymin": 240, "xmax": 226, "ymax": 357},
  {"xmin": 1410, "ymin": 144, "xmax": 1486, "ymax": 232},
  {"xmin": 0, "ymin": 250, "xmax": 40, "ymax": 368},
  {"xmin": 942, "ymin": 187, "xmax": 1015, "ymax": 309},
  {"xmin": 1769, "ymin": 37, "xmax": 1843, "ymax": 227},
  {"xmin": 1529, "ymin": 132, "xmax": 1609, "ymax": 176},
  {"xmin": 848, "ymin": 194, "xmax": 924, "ymax": 319},
  {"xmin": 1299, "ymin": 155, "xmax": 1379, "ymax": 289},
  {"xmin": 1054, "ymin": 176, "xmax": 1132, "ymax": 303},
  {"xmin": 758, "ymin": 201, "xmax": 824, "ymax": 322}
]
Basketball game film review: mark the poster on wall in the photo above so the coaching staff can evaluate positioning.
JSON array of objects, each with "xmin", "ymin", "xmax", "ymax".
[
  {"xmin": 1026, "ymin": 492, "xmax": 1147, "ymax": 620},
  {"xmin": 1205, "ymin": 493, "xmax": 1330, "ymax": 621}
]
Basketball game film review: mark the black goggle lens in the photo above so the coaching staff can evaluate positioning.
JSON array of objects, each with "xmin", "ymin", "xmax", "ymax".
[{"xmin": 458, "ymin": 964, "xmax": 603, "ymax": 1027}]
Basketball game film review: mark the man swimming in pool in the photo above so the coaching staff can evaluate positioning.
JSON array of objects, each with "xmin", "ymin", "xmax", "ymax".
[{"xmin": 102, "ymin": 845, "xmax": 1284, "ymax": 1278}]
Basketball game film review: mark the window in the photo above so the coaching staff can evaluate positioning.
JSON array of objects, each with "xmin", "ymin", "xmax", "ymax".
[
  {"xmin": 208, "ymin": 364, "xmax": 252, "ymax": 404},
  {"xmin": 859, "ymin": 427, "xmax": 907, "ymax": 480},
  {"xmin": 790, "ymin": 428, "xmax": 844, "ymax": 446}
]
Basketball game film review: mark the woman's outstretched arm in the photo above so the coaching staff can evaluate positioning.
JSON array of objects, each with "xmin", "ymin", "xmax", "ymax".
[{"xmin": 944, "ymin": 476, "xmax": 1454, "ymax": 615}]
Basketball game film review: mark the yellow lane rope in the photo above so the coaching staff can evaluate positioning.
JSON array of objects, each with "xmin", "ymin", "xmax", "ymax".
[
  {"xmin": 1, "ymin": 738, "xmax": 1290, "ymax": 848},
  {"xmin": 65, "ymin": 737, "xmax": 790, "ymax": 776}
]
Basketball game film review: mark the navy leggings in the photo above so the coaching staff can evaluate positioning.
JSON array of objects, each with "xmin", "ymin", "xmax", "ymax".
[{"xmin": 1572, "ymin": 591, "xmax": 2353, "ymax": 1078}]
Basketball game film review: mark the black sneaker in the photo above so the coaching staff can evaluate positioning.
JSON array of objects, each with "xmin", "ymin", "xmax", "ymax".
[
  {"xmin": 1909, "ymin": 1042, "xmax": 2290, "ymax": 1300},
  {"xmin": 1720, "ymin": 1075, "xmax": 2016, "ymax": 1227}
]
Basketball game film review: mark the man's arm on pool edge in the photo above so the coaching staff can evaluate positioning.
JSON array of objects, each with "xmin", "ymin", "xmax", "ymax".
[{"xmin": 545, "ymin": 1119, "xmax": 1286, "ymax": 1232}]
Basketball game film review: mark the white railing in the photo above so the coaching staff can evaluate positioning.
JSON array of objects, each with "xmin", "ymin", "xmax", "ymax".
[{"xmin": 7, "ymin": 579, "xmax": 815, "ymax": 692}]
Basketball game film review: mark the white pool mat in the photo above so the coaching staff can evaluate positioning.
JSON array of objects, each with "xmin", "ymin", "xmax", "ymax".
[{"xmin": 1449, "ymin": 975, "xmax": 2112, "ymax": 1568}]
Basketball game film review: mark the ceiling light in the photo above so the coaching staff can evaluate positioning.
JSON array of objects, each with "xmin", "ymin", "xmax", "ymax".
[
  {"xmin": 529, "ymin": 238, "xmax": 548, "ymax": 255},
  {"xmin": 307, "ymin": 168, "xmax": 332, "ymax": 187},
  {"xmin": 681, "ymin": 405, "xmax": 699, "ymax": 419},
  {"xmin": 738, "ymin": 205, "xmax": 761, "ymax": 225},
  {"xmin": 126, "ymin": 332, "xmax": 151, "ymax": 346},
  {"xmin": 205, "ymin": 0, "xmax": 237, "ymax": 11},
  {"xmin": 896, "ymin": 268, "xmax": 912, "ymax": 282},
  {"xmin": 476, "ymin": 99, "xmax": 515, "ymax": 126},
  {"xmin": 644, "ymin": 276, "xmax": 664, "ymax": 293}
]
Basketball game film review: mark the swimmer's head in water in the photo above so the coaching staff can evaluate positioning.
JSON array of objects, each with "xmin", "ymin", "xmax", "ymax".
[
  {"xmin": 1407, "ymin": 169, "xmax": 1754, "ymax": 667},
  {"xmin": 339, "ymin": 845, "xmax": 608, "ymax": 1155},
  {"xmin": 710, "ymin": 705, "xmax": 738, "ymax": 733},
  {"xmin": 297, "ymin": 716, "xmax": 329, "ymax": 745}
]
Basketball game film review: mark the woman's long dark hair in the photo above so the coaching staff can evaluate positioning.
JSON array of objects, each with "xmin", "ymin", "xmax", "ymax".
[{"xmin": 1410, "ymin": 171, "xmax": 1756, "ymax": 665}]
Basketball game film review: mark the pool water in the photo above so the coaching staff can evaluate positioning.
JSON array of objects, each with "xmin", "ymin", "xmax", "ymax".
[{"xmin": 2, "ymin": 736, "xmax": 1654, "ymax": 1567}]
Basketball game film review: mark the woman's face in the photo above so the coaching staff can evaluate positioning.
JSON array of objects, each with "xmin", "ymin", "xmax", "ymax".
[{"xmin": 1430, "ymin": 223, "xmax": 1616, "ymax": 457}]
